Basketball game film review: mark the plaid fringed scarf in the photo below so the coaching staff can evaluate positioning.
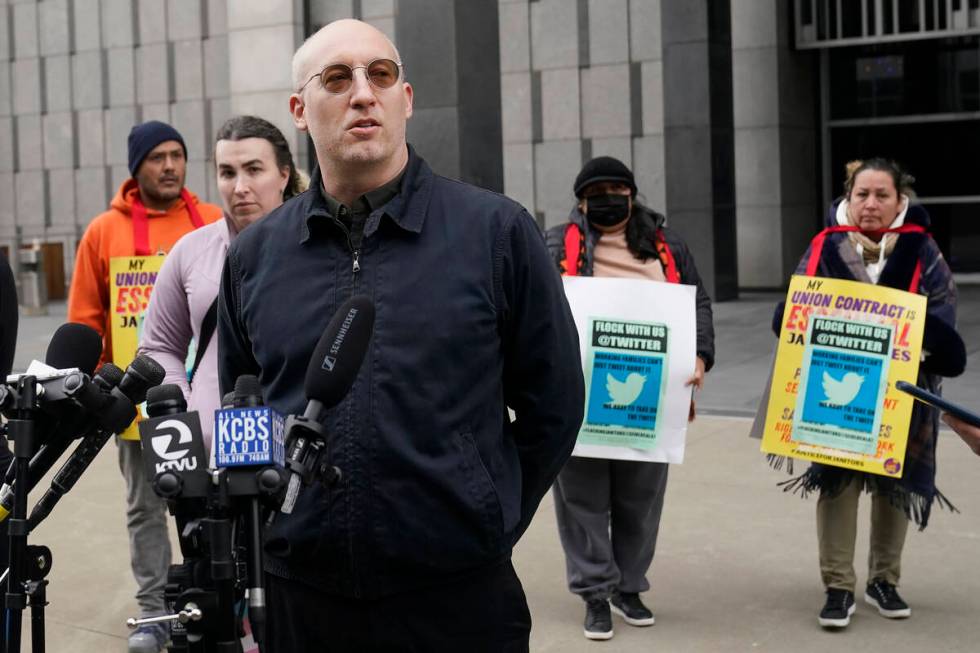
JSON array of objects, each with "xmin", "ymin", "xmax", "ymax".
[{"xmin": 770, "ymin": 200, "xmax": 964, "ymax": 529}]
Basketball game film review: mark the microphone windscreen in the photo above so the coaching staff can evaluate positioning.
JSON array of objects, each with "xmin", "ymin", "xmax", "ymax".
[
  {"xmin": 95, "ymin": 363, "xmax": 125, "ymax": 388},
  {"xmin": 118, "ymin": 355, "xmax": 166, "ymax": 405},
  {"xmin": 45, "ymin": 323, "xmax": 102, "ymax": 375},
  {"xmin": 233, "ymin": 375, "xmax": 263, "ymax": 401},
  {"xmin": 305, "ymin": 296, "xmax": 375, "ymax": 409},
  {"xmin": 145, "ymin": 384, "xmax": 187, "ymax": 416},
  {"xmin": 130, "ymin": 355, "xmax": 166, "ymax": 386}
]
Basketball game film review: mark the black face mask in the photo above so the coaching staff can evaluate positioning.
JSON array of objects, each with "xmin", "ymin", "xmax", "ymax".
[{"xmin": 584, "ymin": 194, "xmax": 631, "ymax": 228}]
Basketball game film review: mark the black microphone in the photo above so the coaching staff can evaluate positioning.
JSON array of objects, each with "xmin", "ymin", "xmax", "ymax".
[
  {"xmin": 281, "ymin": 296, "xmax": 375, "ymax": 513},
  {"xmin": 24, "ymin": 358, "xmax": 165, "ymax": 529},
  {"xmin": 138, "ymin": 384, "xmax": 210, "ymax": 500},
  {"xmin": 0, "ymin": 357, "xmax": 163, "ymax": 524},
  {"xmin": 44, "ymin": 323, "xmax": 103, "ymax": 376},
  {"xmin": 1, "ymin": 324, "xmax": 108, "ymax": 483}
]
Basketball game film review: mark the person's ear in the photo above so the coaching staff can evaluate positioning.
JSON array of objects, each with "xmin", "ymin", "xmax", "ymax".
[
  {"xmin": 403, "ymin": 82, "xmax": 414, "ymax": 119},
  {"xmin": 289, "ymin": 94, "xmax": 309, "ymax": 132}
]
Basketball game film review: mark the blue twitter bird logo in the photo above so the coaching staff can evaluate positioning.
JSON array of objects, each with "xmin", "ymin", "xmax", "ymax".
[
  {"xmin": 821, "ymin": 370, "xmax": 864, "ymax": 407},
  {"xmin": 606, "ymin": 372, "xmax": 647, "ymax": 407}
]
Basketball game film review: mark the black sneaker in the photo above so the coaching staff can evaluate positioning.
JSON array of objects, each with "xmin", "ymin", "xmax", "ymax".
[
  {"xmin": 818, "ymin": 588, "xmax": 856, "ymax": 628},
  {"xmin": 865, "ymin": 578, "xmax": 911, "ymax": 618},
  {"xmin": 583, "ymin": 599, "xmax": 613, "ymax": 640},
  {"xmin": 610, "ymin": 591, "xmax": 656, "ymax": 626}
]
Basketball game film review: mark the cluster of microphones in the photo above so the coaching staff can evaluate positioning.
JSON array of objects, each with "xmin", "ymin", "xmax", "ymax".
[{"xmin": 0, "ymin": 295, "xmax": 375, "ymax": 652}]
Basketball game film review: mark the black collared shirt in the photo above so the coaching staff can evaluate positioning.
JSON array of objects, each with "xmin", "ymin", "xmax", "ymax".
[{"xmin": 321, "ymin": 171, "xmax": 404, "ymax": 250}]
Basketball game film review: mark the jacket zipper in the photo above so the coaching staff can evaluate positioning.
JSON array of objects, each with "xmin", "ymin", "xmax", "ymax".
[{"xmin": 330, "ymin": 213, "xmax": 362, "ymax": 597}]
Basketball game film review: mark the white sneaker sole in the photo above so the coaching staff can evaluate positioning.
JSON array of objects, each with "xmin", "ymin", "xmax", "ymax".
[
  {"xmin": 583, "ymin": 628, "xmax": 614, "ymax": 641},
  {"xmin": 864, "ymin": 592, "xmax": 911, "ymax": 618},
  {"xmin": 610, "ymin": 603, "xmax": 656, "ymax": 627},
  {"xmin": 818, "ymin": 602, "xmax": 855, "ymax": 628}
]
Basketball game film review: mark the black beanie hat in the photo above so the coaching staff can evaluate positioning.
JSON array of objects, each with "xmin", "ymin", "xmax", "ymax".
[
  {"xmin": 127, "ymin": 121, "xmax": 187, "ymax": 177},
  {"xmin": 573, "ymin": 156, "xmax": 637, "ymax": 198}
]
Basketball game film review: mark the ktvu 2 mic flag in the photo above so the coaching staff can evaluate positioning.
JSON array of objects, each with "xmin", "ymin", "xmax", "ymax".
[
  {"xmin": 214, "ymin": 407, "xmax": 285, "ymax": 468},
  {"xmin": 139, "ymin": 412, "xmax": 210, "ymax": 497}
]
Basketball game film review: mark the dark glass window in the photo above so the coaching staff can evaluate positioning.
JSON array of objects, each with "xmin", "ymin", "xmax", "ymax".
[
  {"xmin": 829, "ymin": 121, "xmax": 980, "ymax": 197},
  {"xmin": 829, "ymin": 38, "xmax": 980, "ymax": 118},
  {"xmin": 829, "ymin": 122, "xmax": 980, "ymax": 271}
]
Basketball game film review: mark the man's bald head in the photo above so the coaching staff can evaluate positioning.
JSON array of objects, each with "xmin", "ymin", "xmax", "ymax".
[{"xmin": 292, "ymin": 19, "xmax": 403, "ymax": 91}]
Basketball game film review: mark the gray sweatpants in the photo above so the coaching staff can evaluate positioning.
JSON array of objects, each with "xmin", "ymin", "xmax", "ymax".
[
  {"xmin": 117, "ymin": 438, "xmax": 172, "ymax": 617},
  {"xmin": 552, "ymin": 456, "xmax": 669, "ymax": 602}
]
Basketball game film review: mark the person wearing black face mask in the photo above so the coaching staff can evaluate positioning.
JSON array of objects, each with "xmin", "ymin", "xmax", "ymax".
[{"xmin": 544, "ymin": 156, "xmax": 715, "ymax": 641}]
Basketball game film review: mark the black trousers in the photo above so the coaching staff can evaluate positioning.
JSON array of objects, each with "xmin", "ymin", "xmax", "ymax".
[{"xmin": 265, "ymin": 558, "xmax": 531, "ymax": 653}]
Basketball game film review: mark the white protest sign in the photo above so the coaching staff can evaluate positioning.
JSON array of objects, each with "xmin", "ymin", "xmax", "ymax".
[{"xmin": 562, "ymin": 276, "xmax": 697, "ymax": 463}]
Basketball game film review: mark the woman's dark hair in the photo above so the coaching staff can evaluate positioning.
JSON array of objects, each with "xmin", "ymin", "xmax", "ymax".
[
  {"xmin": 625, "ymin": 201, "xmax": 664, "ymax": 262},
  {"xmin": 214, "ymin": 115, "xmax": 306, "ymax": 200},
  {"xmin": 843, "ymin": 158, "xmax": 915, "ymax": 199}
]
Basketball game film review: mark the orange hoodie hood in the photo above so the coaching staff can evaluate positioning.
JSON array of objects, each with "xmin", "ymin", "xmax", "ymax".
[{"xmin": 109, "ymin": 178, "xmax": 206, "ymax": 217}]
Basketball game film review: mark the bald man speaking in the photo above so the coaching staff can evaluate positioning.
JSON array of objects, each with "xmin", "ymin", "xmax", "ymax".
[{"xmin": 217, "ymin": 19, "xmax": 584, "ymax": 651}]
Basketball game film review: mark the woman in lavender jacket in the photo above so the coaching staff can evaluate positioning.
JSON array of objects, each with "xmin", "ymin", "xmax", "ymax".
[{"xmin": 139, "ymin": 116, "xmax": 305, "ymax": 450}]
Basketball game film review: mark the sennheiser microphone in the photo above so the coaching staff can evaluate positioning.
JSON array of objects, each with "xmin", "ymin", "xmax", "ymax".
[
  {"xmin": 139, "ymin": 384, "xmax": 210, "ymax": 499},
  {"xmin": 280, "ymin": 296, "xmax": 375, "ymax": 513},
  {"xmin": 23, "ymin": 358, "xmax": 165, "ymax": 529}
]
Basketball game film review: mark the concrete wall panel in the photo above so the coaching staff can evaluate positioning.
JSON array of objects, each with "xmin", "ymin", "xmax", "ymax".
[
  {"xmin": 48, "ymin": 167, "xmax": 76, "ymax": 226},
  {"xmin": 12, "ymin": 2, "xmax": 38, "ymax": 58},
  {"xmin": 588, "ymin": 0, "xmax": 629, "ymax": 65},
  {"xmin": 12, "ymin": 57, "xmax": 42, "ymax": 115},
  {"xmin": 15, "ymin": 170, "xmax": 46, "ymax": 228},
  {"xmin": 16, "ymin": 113, "xmax": 43, "ymax": 170},
  {"xmin": 581, "ymin": 63, "xmax": 630, "ymax": 138},
  {"xmin": 530, "ymin": 0, "xmax": 578, "ymax": 70},
  {"xmin": 499, "ymin": 2, "xmax": 530, "ymax": 73},
  {"xmin": 72, "ymin": 0, "xmax": 102, "ymax": 52},
  {"xmin": 71, "ymin": 50, "xmax": 106, "ymax": 110},
  {"xmin": 76, "ymin": 108, "xmax": 105, "ymax": 167},
  {"xmin": 106, "ymin": 46, "xmax": 136, "ymax": 106},
  {"xmin": 173, "ymin": 39, "xmax": 204, "ymax": 100},
  {"xmin": 102, "ymin": 0, "xmax": 136, "ymax": 48},
  {"xmin": 501, "ymin": 72, "xmax": 531, "ymax": 144},
  {"xmin": 42, "ymin": 111, "xmax": 74, "ymax": 169},
  {"xmin": 105, "ymin": 105, "xmax": 138, "ymax": 166},
  {"xmin": 540, "ymin": 67, "xmax": 580, "ymax": 140},
  {"xmin": 39, "ymin": 0, "xmax": 71, "ymax": 56}
]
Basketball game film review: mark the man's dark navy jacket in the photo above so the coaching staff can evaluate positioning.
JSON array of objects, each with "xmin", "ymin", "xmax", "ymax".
[{"xmin": 218, "ymin": 146, "xmax": 585, "ymax": 598}]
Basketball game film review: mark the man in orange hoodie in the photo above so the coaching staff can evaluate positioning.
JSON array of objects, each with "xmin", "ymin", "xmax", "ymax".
[{"xmin": 68, "ymin": 120, "xmax": 221, "ymax": 653}]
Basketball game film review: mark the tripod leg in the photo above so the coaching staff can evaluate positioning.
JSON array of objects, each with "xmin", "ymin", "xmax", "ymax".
[{"xmin": 28, "ymin": 580, "xmax": 45, "ymax": 653}]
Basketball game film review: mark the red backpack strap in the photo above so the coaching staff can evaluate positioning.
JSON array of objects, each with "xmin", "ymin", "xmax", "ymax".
[
  {"xmin": 804, "ymin": 225, "xmax": 860, "ymax": 276},
  {"xmin": 655, "ymin": 229, "xmax": 681, "ymax": 283},
  {"xmin": 131, "ymin": 197, "xmax": 151, "ymax": 256},
  {"xmin": 182, "ymin": 189, "xmax": 205, "ymax": 229},
  {"xmin": 909, "ymin": 260, "xmax": 922, "ymax": 294},
  {"xmin": 807, "ymin": 223, "xmax": 927, "ymax": 292},
  {"xmin": 562, "ymin": 223, "xmax": 582, "ymax": 276}
]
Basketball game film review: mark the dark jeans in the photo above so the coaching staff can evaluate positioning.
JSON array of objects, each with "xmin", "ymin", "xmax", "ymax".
[{"xmin": 265, "ymin": 558, "xmax": 531, "ymax": 653}]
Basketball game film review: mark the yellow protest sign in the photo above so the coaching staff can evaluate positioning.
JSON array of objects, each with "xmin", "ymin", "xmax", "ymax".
[
  {"xmin": 110, "ymin": 255, "xmax": 165, "ymax": 440},
  {"xmin": 761, "ymin": 275, "xmax": 926, "ymax": 478}
]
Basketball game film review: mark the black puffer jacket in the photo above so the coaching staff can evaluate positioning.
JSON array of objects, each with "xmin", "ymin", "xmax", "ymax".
[{"xmin": 544, "ymin": 205, "xmax": 715, "ymax": 370}]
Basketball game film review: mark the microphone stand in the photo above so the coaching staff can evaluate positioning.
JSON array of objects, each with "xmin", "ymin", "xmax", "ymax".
[
  {"xmin": 135, "ymin": 465, "xmax": 284, "ymax": 652},
  {"xmin": 3, "ymin": 375, "xmax": 49, "ymax": 653}
]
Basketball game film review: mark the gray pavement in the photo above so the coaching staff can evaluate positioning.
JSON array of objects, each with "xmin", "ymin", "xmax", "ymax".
[{"xmin": 8, "ymin": 292, "xmax": 980, "ymax": 651}]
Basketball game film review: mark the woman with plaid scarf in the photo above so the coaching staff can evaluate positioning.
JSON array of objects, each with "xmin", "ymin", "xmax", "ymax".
[{"xmin": 772, "ymin": 158, "xmax": 966, "ymax": 629}]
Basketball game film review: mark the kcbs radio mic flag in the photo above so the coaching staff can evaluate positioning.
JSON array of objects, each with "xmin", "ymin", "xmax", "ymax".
[{"xmin": 214, "ymin": 404, "xmax": 285, "ymax": 468}]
